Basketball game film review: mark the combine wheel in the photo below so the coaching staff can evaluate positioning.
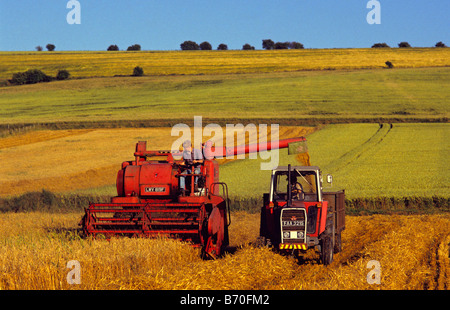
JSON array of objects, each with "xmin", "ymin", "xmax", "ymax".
[
  {"xmin": 202, "ymin": 233, "xmax": 222, "ymax": 259},
  {"xmin": 201, "ymin": 206, "xmax": 226, "ymax": 259}
]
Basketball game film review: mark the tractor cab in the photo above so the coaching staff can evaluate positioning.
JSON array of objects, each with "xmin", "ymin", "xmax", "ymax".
[{"xmin": 270, "ymin": 167, "xmax": 322, "ymax": 203}]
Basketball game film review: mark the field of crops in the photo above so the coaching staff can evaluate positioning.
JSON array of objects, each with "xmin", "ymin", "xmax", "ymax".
[
  {"xmin": 1, "ymin": 123, "xmax": 447, "ymax": 201},
  {"xmin": 0, "ymin": 211, "xmax": 448, "ymax": 290},
  {"xmin": 1, "ymin": 67, "xmax": 449, "ymax": 125},
  {"xmin": 0, "ymin": 48, "xmax": 448, "ymax": 291},
  {"xmin": 1, "ymin": 48, "xmax": 449, "ymax": 81},
  {"xmin": 0, "ymin": 121, "xmax": 448, "ymax": 219},
  {"xmin": 221, "ymin": 123, "xmax": 449, "ymax": 200},
  {"xmin": 0, "ymin": 128, "xmax": 171, "ymax": 196}
]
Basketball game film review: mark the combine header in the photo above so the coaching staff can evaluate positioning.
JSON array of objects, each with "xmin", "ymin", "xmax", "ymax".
[{"xmin": 80, "ymin": 137, "xmax": 304, "ymax": 258}]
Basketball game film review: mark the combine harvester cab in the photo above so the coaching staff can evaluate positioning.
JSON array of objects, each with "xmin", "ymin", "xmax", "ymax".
[{"xmin": 81, "ymin": 138, "xmax": 304, "ymax": 259}]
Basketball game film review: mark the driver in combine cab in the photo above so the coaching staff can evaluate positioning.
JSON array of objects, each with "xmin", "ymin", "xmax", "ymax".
[
  {"xmin": 179, "ymin": 140, "xmax": 204, "ymax": 196},
  {"xmin": 202, "ymin": 140, "xmax": 214, "ymax": 160},
  {"xmin": 289, "ymin": 175, "xmax": 304, "ymax": 201}
]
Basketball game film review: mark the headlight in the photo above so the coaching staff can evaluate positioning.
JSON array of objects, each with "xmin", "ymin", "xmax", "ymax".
[{"xmin": 283, "ymin": 231, "xmax": 290, "ymax": 239}]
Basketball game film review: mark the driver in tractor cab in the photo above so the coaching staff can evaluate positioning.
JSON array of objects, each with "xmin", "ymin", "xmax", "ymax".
[
  {"xmin": 289, "ymin": 174, "xmax": 304, "ymax": 201},
  {"xmin": 179, "ymin": 140, "xmax": 204, "ymax": 196}
]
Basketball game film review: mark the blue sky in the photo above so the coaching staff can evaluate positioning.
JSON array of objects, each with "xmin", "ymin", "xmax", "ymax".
[{"xmin": 0, "ymin": 0, "xmax": 448, "ymax": 51}]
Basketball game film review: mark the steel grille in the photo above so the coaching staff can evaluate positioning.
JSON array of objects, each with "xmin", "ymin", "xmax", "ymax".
[{"xmin": 280, "ymin": 208, "xmax": 307, "ymax": 244}]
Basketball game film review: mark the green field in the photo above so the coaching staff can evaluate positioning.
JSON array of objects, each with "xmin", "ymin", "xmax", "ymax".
[
  {"xmin": 1, "ymin": 67, "xmax": 448, "ymax": 124},
  {"xmin": 220, "ymin": 123, "xmax": 449, "ymax": 200}
]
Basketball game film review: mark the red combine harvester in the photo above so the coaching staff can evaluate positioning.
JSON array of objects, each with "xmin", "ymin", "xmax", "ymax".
[{"xmin": 80, "ymin": 137, "xmax": 304, "ymax": 258}]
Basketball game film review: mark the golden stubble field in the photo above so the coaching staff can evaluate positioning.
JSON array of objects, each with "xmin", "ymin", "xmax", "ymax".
[
  {"xmin": 1, "ymin": 48, "xmax": 449, "ymax": 80},
  {"xmin": 0, "ymin": 211, "xmax": 448, "ymax": 290}
]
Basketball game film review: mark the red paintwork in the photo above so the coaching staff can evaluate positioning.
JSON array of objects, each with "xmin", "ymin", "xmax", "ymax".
[
  {"xmin": 210, "ymin": 137, "xmax": 306, "ymax": 158},
  {"xmin": 264, "ymin": 200, "xmax": 328, "ymax": 238},
  {"xmin": 81, "ymin": 138, "xmax": 304, "ymax": 258}
]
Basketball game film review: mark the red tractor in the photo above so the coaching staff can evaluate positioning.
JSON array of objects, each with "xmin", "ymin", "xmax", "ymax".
[
  {"xmin": 80, "ymin": 138, "xmax": 303, "ymax": 258},
  {"xmin": 259, "ymin": 164, "xmax": 345, "ymax": 265}
]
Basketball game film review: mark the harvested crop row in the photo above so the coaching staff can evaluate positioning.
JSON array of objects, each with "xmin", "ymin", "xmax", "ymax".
[
  {"xmin": 0, "ymin": 165, "xmax": 118, "ymax": 197},
  {"xmin": 437, "ymin": 234, "xmax": 450, "ymax": 290},
  {"xmin": 0, "ymin": 129, "xmax": 93, "ymax": 150}
]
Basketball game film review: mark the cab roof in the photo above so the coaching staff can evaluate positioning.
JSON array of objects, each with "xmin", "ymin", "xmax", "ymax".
[{"xmin": 273, "ymin": 166, "xmax": 320, "ymax": 172}]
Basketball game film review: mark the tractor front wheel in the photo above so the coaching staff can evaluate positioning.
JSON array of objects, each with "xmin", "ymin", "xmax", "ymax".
[{"xmin": 320, "ymin": 235, "xmax": 333, "ymax": 265}]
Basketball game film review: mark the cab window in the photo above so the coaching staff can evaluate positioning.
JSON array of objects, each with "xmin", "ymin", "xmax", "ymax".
[{"xmin": 273, "ymin": 170, "xmax": 318, "ymax": 202}]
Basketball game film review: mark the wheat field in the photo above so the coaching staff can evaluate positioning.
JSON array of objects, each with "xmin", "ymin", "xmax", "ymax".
[
  {"xmin": 1, "ymin": 48, "xmax": 449, "ymax": 80},
  {"xmin": 0, "ymin": 211, "xmax": 448, "ymax": 290}
]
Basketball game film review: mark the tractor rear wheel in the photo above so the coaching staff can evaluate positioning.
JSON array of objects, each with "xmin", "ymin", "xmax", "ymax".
[
  {"xmin": 319, "ymin": 214, "xmax": 334, "ymax": 265},
  {"xmin": 334, "ymin": 232, "xmax": 342, "ymax": 253}
]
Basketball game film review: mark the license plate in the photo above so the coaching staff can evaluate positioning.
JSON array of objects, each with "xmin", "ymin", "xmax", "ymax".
[
  {"xmin": 282, "ymin": 220, "xmax": 305, "ymax": 226},
  {"xmin": 145, "ymin": 187, "xmax": 166, "ymax": 192}
]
